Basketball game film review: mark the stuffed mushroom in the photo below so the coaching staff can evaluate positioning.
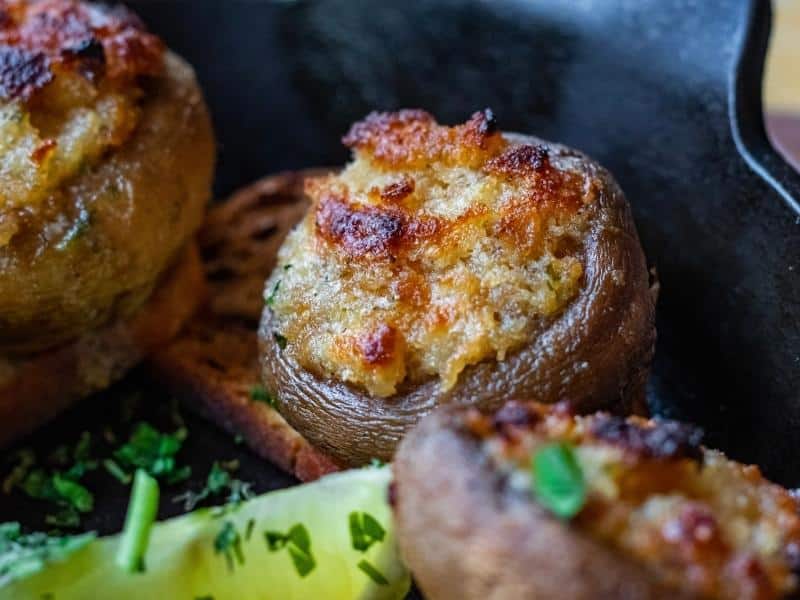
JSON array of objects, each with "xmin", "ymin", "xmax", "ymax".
[
  {"xmin": 393, "ymin": 401, "xmax": 800, "ymax": 600},
  {"xmin": 0, "ymin": 0, "xmax": 214, "ymax": 444},
  {"xmin": 260, "ymin": 109, "xmax": 656, "ymax": 466}
]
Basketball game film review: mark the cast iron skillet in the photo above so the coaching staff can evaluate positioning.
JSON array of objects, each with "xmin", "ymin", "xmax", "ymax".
[{"xmin": 2, "ymin": 0, "xmax": 798, "ymax": 573}]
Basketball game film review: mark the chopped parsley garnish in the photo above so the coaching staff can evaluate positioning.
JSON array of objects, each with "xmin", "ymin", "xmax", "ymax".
[
  {"xmin": 226, "ymin": 478, "xmax": 253, "ymax": 506},
  {"xmin": 103, "ymin": 459, "xmax": 132, "ymax": 485},
  {"xmin": 115, "ymin": 470, "xmax": 160, "ymax": 574},
  {"xmin": 249, "ymin": 385, "xmax": 275, "ymax": 407},
  {"xmin": 12, "ymin": 433, "xmax": 98, "ymax": 528},
  {"xmin": 173, "ymin": 461, "xmax": 253, "ymax": 511},
  {"xmin": 283, "ymin": 264, "xmax": 292, "ymax": 271},
  {"xmin": 209, "ymin": 461, "xmax": 234, "ymax": 489},
  {"xmin": 47, "ymin": 475, "xmax": 94, "ymax": 513},
  {"xmin": 273, "ymin": 333, "xmax": 288, "ymax": 350},
  {"xmin": 244, "ymin": 519, "xmax": 255, "ymax": 542},
  {"xmin": 0, "ymin": 522, "xmax": 95, "ymax": 586},
  {"xmin": 264, "ymin": 524, "xmax": 315, "ymax": 577},
  {"xmin": 73, "ymin": 432, "xmax": 92, "ymax": 463},
  {"xmin": 531, "ymin": 442, "xmax": 586, "ymax": 519},
  {"xmin": 113, "ymin": 423, "xmax": 191, "ymax": 484},
  {"xmin": 55, "ymin": 207, "xmax": 92, "ymax": 250},
  {"xmin": 357, "ymin": 559, "xmax": 389, "ymax": 585},
  {"xmin": 349, "ymin": 512, "xmax": 386, "ymax": 553},
  {"xmin": 265, "ymin": 280, "xmax": 281, "ymax": 307},
  {"xmin": 214, "ymin": 521, "xmax": 244, "ymax": 572}
]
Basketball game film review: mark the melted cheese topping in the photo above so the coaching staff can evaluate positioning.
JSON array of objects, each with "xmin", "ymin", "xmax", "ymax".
[
  {"xmin": 474, "ymin": 404, "xmax": 800, "ymax": 600},
  {"xmin": 267, "ymin": 109, "xmax": 595, "ymax": 396}
]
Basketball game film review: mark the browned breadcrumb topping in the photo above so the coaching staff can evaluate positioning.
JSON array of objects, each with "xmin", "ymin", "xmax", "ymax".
[
  {"xmin": 380, "ymin": 175, "xmax": 415, "ymax": 202},
  {"xmin": 0, "ymin": 0, "xmax": 164, "ymax": 217},
  {"xmin": 267, "ymin": 110, "xmax": 595, "ymax": 396},
  {"xmin": 0, "ymin": 0, "xmax": 163, "ymax": 100},
  {"xmin": 342, "ymin": 108, "xmax": 505, "ymax": 169},
  {"xmin": 465, "ymin": 402, "xmax": 800, "ymax": 600}
]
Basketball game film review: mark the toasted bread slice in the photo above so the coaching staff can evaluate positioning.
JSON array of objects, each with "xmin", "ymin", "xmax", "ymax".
[
  {"xmin": 0, "ymin": 243, "xmax": 206, "ymax": 447},
  {"xmin": 148, "ymin": 171, "xmax": 341, "ymax": 482}
]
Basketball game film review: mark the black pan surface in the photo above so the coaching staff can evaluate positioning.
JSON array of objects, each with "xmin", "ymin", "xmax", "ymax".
[{"xmin": 2, "ymin": 1, "xmax": 799, "ymax": 594}]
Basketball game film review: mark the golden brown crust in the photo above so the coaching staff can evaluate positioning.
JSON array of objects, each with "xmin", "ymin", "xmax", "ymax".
[
  {"xmin": 149, "ymin": 172, "xmax": 341, "ymax": 483},
  {"xmin": 267, "ymin": 113, "xmax": 608, "ymax": 398},
  {"xmin": 394, "ymin": 403, "xmax": 800, "ymax": 600},
  {"xmin": 342, "ymin": 108, "xmax": 504, "ymax": 168},
  {"xmin": 0, "ymin": 0, "xmax": 163, "ymax": 101},
  {"xmin": 315, "ymin": 112, "xmax": 586, "ymax": 263},
  {"xmin": 0, "ymin": 242, "xmax": 205, "ymax": 447},
  {"xmin": 260, "ymin": 114, "xmax": 657, "ymax": 466}
]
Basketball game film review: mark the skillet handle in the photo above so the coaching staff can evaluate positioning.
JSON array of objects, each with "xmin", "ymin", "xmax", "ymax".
[{"xmin": 731, "ymin": 0, "xmax": 800, "ymax": 216}]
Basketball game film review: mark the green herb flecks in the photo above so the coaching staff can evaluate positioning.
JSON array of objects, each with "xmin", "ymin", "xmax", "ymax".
[
  {"xmin": 249, "ymin": 385, "xmax": 275, "ymax": 407},
  {"xmin": 273, "ymin": 333, "xmax": 288, "ymax": 350},
  {"xmin": 113, "ymin": 423, "xmax": 191, "ymax": 484},
  {"xmin": 531, "ymin": 442, "xmax": 586, "ymax": 519},
  {"xmin": 348, "ymin": 508, "xmax": 389, "ymax": 585},
  {"xmin": 14, "ymin": 433, "xmax": 98, "ymax": 528},
  {"xmin": 72, "ymin": 432, "xmax": 92, "ymax": 462},
  {"xmin": 55, "ymin": 207, "xmax": 92, "ymax": 251},
  {"xmin": 226, "ymin": 479, "xmax": 253, "ymax": 506},
  {"xmin": 265, "ymin": 280, "xmax": 281, "ymax": 307},
  {"xmin": 349, "ymin": 512, "xmax": 386, "ymax": 553},
  {"xmin": 115, "ymin": 470, "xmax": 159, "ymax": 573},
  {"xmin": 173, "ymin": 461, "xmax": 253, "ymax": 511},
  {"xmin": 264, "ymin": 524, "xmax": 315, "ymax": 577},
  {"xmin": 49, "ymin": 476, "xmax": 93, "ymax": 513},
  {"xmin": 103, "ymin": 459, "xmax": 132, "ymax": 485},
  {"xmin": 0, "ymin": 522, "xmax": 95, "ymax": 586},
  {"xmin": 244, "ymin": 519, "xmax": 256, "ymax": 542},
  {"xmin": 214, "ymin": 521, "xmax": 245, "ymax": 572},
  {"xmin": 357, "ymin": 559, "xmax": 389, "ymax": 585},
  {"xmin": 283, "ymin": 264, "xmax": 292, "ymax": 271}
]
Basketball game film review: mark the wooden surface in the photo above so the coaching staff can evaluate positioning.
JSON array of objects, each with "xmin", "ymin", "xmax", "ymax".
[
  {"xmin": 766, "ymin": 0, "xmax": 800, "ymax": 112},
  {"xmin": 766, "ymin": 0, "xmax": 800, "ymax": 165}
]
